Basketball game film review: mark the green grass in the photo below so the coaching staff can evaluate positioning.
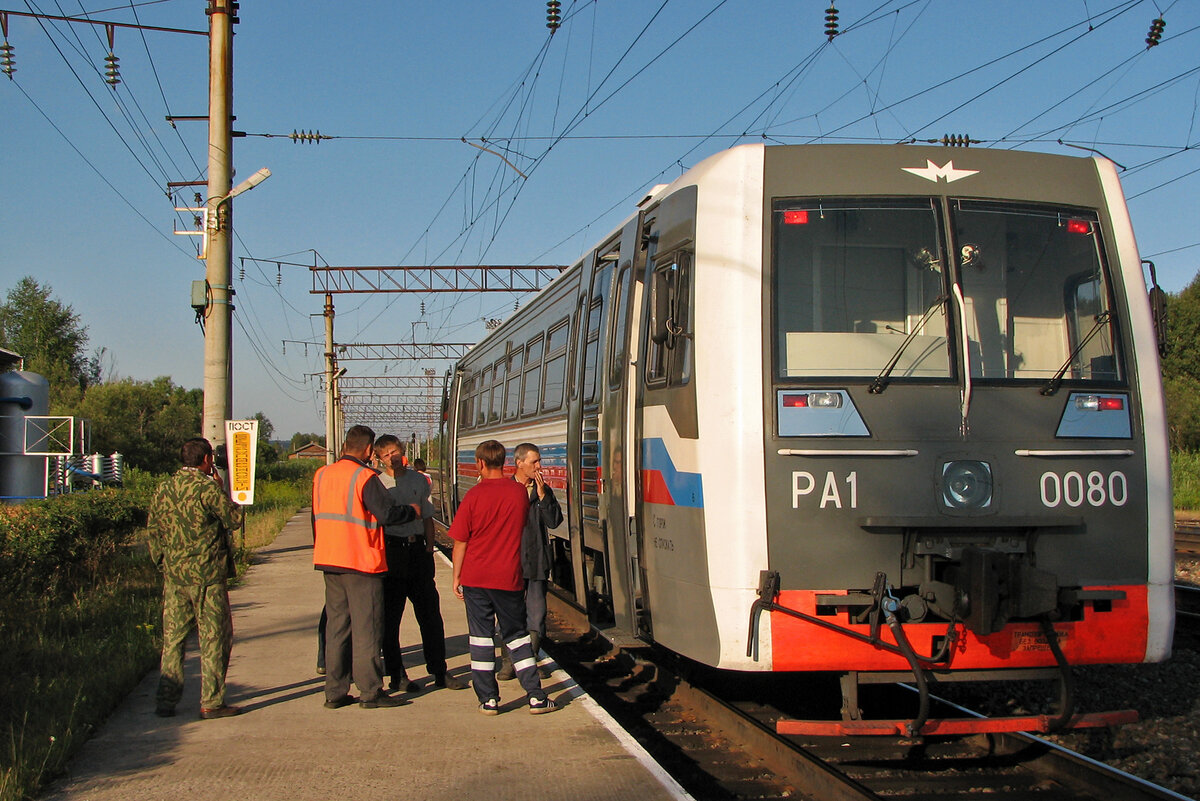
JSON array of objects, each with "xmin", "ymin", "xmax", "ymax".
[
  {"xmin": 1173, "ymin": 449, "xmax": 1200, "ymax": 513},
  {"xmin": 0, "ymin": 547, "xmax": 160, "ymax": 801},
  {"xmin": 0, "ymin": 461, "xmax": 315, "ymax": 801}
]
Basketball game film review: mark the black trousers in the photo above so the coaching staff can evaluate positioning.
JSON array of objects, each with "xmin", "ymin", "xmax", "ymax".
[{"xmin": 381, "ymin": 540, "xmax": 448, "ymax": 679}]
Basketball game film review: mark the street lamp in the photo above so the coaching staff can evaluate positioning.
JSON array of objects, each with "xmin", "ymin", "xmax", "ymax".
[
  {"xmin": 207, "ymin": 167, "xmax": 271, "ymax": 231},
  {"xmin": 201, "ymin": 165, "xmax": 271, "ymax": 452}
]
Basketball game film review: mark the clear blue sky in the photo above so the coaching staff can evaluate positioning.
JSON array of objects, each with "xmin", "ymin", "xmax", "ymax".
[{"xmin": 3, "ymin": 0, "xmax": 1198, "ymax": 439}]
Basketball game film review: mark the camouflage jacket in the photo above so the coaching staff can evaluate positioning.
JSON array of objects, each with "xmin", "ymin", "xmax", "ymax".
[{"xmin": 148, "ymin": 468, "xmax": 245, "ymax": 586}]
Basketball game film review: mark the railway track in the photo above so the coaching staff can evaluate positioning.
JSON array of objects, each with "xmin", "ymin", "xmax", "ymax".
[
  {"xmin": 1177, "ymin": 521, "xmax": 1200, "ymax": 555},
  {"xmin": 542, "ymin": 595, "xmax": 1190, "ymax": 801}
]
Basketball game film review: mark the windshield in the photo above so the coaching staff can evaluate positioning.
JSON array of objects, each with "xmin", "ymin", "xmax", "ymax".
[
  {"xmin": 951, "ymin": 201, "xmax": 1120, "ymax": 383},
  {"xmin": 773, "ymin": 199, "xmax": 952, "ymax": 379},
  {"xmin": 772, "ymin": 198, "xmax": 1123, "ymax": 386}
]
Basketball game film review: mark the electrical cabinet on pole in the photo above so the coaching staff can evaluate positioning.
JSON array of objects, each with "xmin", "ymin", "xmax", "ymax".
[{"xmin": 202, "ymin": 0, "xmax": 235, "ymax": 451}]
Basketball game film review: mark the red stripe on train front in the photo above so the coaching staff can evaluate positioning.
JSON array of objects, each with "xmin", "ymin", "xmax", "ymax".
[
  {"xmin": 767, "ymin": 585, "xmax": 1149, "ymax": 671},
  {"xmin": 641, "ymin": 470, "xmax": 674, "ymax": 505}
]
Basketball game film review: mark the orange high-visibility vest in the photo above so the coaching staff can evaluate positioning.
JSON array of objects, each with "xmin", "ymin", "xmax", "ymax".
[{"xmin": 312, "ymin": 459, "xmax": 387, "ymax": 574}]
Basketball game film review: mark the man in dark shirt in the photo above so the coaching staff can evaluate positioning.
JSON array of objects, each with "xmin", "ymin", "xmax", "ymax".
[
  {"xmin": 374, "ymin": 435, "xmax": 467, "ymax": 692},
  {"xmin": 450, "ymin": 440, "xmax": 558, "ymax": 715},
  {"xmin": 312, "ymin": 425, "xmax": 421, "ymax": 709}
]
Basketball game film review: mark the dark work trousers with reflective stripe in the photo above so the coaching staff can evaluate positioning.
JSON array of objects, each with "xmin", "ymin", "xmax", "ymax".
[
  {"xmin": 382, "ymin": 539, "xmax": 448, "ymax": 680},
  {"xmin": 323, "ymin": 571, "xmax": 385, "ymax": 702},
  {"xmin": 463, "ymin": 585, "xmax": 545, "ymax": 705}
]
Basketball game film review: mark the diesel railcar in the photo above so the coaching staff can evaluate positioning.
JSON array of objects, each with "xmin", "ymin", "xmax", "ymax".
[{"xmin": 440, "ymin": 143, "xmax": 1173, "ymax": 729}]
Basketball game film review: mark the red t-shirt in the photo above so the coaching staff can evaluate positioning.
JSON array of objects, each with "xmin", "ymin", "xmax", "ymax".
[{"xmin": 448, "ymin": 477, "xmax": 530, "ymax": 591}]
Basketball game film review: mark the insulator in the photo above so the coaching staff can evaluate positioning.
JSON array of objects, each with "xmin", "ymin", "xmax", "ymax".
[
  {"xmin": 239, "ymin": 264, "xmax": 245, "ymax": 280},
  {"xmin": 103, "ymin": 52, "xmax": 120, "ymax": 86},
  {"xmin": 940, "ymin": 133, "xmax": 972, "ymax": 147},
  {"xmin": 276, "ymin": 265, "xmax": 282, "ymax": 286},
  {"xmin": 824, "ymin": 4, "xmax": 839, "ymax": 40},
  {"xmin": 420, "ymin": 300, "xmax": 426, "ymax": 315},
  {"xmin": 546, "ymin": 0, "xmax": 561, "ymax": 30},
  {"xmin": 1145, "ymin": 17, "xmax": 1165, "ymax": 47},
  {"xmin": 1, "ymin": 42, "xmax": 15, "ymax": 80},
  {"xmin": 514, "ymin": 300, "xmax": 519, "ymax": 312}
]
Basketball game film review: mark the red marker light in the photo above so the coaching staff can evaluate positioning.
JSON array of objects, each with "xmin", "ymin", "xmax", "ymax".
[
  {"xmin": 1099, "ymin": 397, "xmax": 1124, "ymax": 411},
  {"xmin": 1066, "ymin": 219, "xmax": 1091, "ymax": 234},
  {"xmin": 784, "ymin": 210, "xmax": 809, "ymax": 225},
  {"xmin": 782, "ymin": 394, "xmax": 808, "ymax": 408}
]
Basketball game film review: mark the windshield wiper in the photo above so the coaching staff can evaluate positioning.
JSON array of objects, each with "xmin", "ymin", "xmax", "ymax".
[
  {"xmin": 869, "ymin": 294, "xmax": 949, "ymax": 394},
  {"xmin": 1040, "ymin": 310, "xmax": 1113, "ymax": 396}
]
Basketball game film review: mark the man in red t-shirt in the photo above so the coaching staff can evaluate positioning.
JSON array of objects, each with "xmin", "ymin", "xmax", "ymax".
[{"xmin": 450, "ymin": 440, "xmax": 558, "ymax": 716}]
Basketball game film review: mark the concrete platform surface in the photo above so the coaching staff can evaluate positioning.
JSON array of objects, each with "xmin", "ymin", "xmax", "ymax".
[{"xmin": 43, "ymin": 511, "xmax": 689, "ymax": 801}]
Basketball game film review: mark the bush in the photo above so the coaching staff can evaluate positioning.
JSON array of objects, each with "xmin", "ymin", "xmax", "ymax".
[{"xmin": 0, "ymin": 489, "xmax": 148, "ymax": 603}]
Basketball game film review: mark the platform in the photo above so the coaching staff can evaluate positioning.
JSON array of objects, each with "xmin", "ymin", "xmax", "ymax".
[{"xmin": 42, "ymin": 510, "xmax": 690, "ymax": 801}]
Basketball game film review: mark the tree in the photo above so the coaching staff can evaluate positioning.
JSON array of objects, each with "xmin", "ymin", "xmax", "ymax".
[
  {"xmin": 0, "ymin": 277, "xmax": 95, "ymax": 410},
  {"xmin": 78, "ymin": 377, "xmax": 203, "ymax": 474},
  {"xmin": 248, "ymin": 411, "xmax": 279, "ymax": 463},
  {"xmin": 1162, "ymin": 272, "xmax": 1200, "ymax": 450}
]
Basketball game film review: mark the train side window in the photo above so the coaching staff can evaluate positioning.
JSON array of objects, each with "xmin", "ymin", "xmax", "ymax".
[
  {"xmin": 503, "ymin": 348, "xmax": 523, "ymax": 420},
  {"xmin": 608, "ymin": 264, "xmax": 632, "ymax": 389},
  {"xmin": 477, "ymin": 365, "xmax": 492, "ymax": 426},
  {"xmin": 542, "ymin": 318, "xmax": 571, "ymax": 412},
  {"xmin": 522, "ymin": 335, "xmax": 544, "ymax": 416},
  {"xmin": 582, "ymin": 260, "xmax": 614, "ymax": 404},
  {"xmin": 490, "ymin": 358, "xmax": 505, "ymax": 422},
  {"xmin": 647, "ymin": 251, "xmax": 692, "ymax": 386},
  {"xmin": 459, "ymin": 374, "xmax": 475, "ymax": 429}
]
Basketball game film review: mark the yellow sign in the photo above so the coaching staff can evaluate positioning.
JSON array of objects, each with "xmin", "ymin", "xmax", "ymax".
[{"xmin": 224, "ymin": 419, "xmax": 258, "ymax": 505}]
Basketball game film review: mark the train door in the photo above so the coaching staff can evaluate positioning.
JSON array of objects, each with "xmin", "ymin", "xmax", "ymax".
[
  {"xmin": 566, "ymin": 242, "xmax": 618, "ymax": 621},
  {"xmin": 632, "ymin": 186, "xmax": 698, "ymax": 641},
  {"xmin": 599, "ymin": 217, "xmax": 646, "ymax": 634}
]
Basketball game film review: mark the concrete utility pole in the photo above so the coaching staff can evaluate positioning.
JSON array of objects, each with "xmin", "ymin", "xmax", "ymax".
[
  {"xmin": 322, "ymin": 293, "xmax": 339, "ymax": 464},
  {"xmin": 202, "ymin": 0, "xmax": 235, "ymax": 450}
]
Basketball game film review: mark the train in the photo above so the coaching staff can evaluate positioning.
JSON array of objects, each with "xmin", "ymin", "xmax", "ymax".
[{"xmin": 438, "ymin": 142, "xmax": 1174, "ymax": 732}]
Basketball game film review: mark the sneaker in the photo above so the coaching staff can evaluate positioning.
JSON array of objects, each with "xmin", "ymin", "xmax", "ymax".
[
  {"xmin": 199, "ymin": 705, "xmax": 244, "ymax": 719},
  {"xmin": 528, "ymin": 697, "xmax": 558, "ymax": 715},
  {"xmin": 323, "ymin": 694, "xmax": 357, "ymax": 709},
  {"xmin": 433, "ymin": 673, "xmax": 468, "ymax": 691},
  {"xmin": 359, "ymin": 693, "xmax": 411, "ymax": 709},
  {"xmin": 479, "ymin": 698, "xmax": 500, "ymax": 716}
]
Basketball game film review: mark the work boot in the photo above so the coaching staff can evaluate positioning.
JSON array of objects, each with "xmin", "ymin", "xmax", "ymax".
[{"xmin": 496, "ymin": 642, "xmax": 516, "ymax": 681}]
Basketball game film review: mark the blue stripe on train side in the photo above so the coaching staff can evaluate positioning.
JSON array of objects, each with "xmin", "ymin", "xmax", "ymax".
[{"xmin": 640, "ymin": 438, "xmax": 704, "ymax": 508}]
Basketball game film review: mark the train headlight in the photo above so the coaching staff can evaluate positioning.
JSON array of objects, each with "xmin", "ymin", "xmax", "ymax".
[{"xmin": 941, "ymin": 460, "xmax": 992, "ymax": 510}]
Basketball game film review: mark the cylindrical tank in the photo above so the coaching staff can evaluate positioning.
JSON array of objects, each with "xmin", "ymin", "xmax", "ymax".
[{"xmin": 0, "ymin": 371, "xmax": 50, "ymax": 502}]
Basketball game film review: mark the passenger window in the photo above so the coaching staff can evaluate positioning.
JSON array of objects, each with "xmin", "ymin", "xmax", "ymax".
[
  {"xmin": 522, "ymin": 336, "xmax": 544, "ymax": 416},
  {"xmin": 504, "ymin": 349, "xmax": 523, "ymax": 420},
  {"xmin": 583, "ymin": 260, "xmax": 614, "ymax": 404},
  {"xmin": 459, "ymin": 374, "xmax": 475, "ymax": 429},
  {"xmin": 609, "ymin": 265, "xmax": 631, "ymax": 389},
  {"xmin": 490, "ymin": 359, "xmax": 505, "ymax": 422},
  {"xmin": 542, "ymin": 319, "xmax": 570, "ymax": 411},
  {"xmin": 477, "ymin": 366, "xmax": 492, "ymax": 426}
]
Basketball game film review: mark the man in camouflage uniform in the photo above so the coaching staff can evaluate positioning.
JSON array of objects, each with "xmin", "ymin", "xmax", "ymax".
[{"xmin": 148, "ymin": 437, "xmax": 245, "ymax": 719}]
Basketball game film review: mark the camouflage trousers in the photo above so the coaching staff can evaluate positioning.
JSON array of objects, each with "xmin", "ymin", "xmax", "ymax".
[{"xmin": 156, "ymin": 580, "xmax": 233, "ymax": 711}]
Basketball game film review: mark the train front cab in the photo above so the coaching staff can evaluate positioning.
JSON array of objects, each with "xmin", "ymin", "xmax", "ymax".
[{"xmin": 754, "ymin": 145, "xmax": 1174, "ymax": 734}]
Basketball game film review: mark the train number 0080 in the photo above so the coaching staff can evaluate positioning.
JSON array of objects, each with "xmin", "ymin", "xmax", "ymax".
[{"xmin": 1039, "ymin": 470, "xmax": 1128, "ymax": 508}]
